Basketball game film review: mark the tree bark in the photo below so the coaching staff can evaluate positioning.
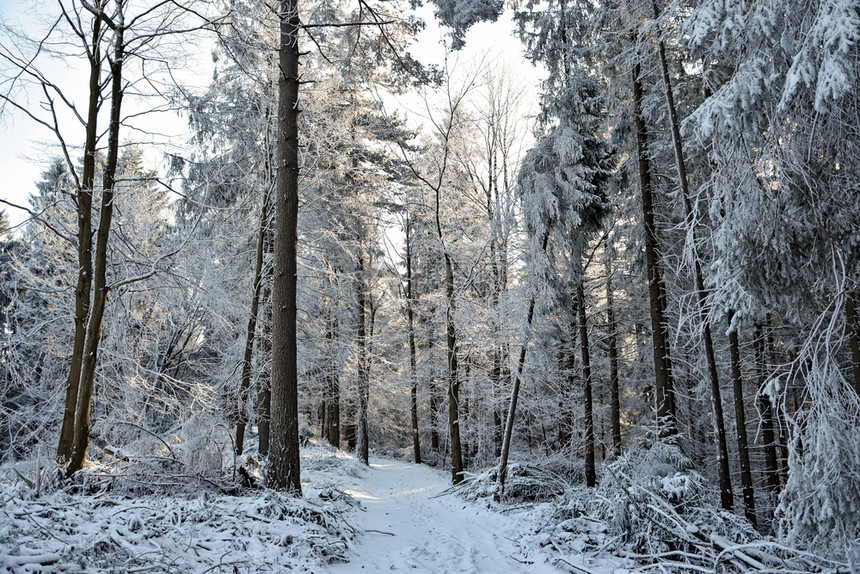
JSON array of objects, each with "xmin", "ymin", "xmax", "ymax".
[
  {"xmin": 846, "ymin": 291, "xmax": 860, "ymax": 397},
  {"xmin": 405, "ymin": 215, "xmax": 421, "ymax": 463},
  {"xmin": 268, "ymin": 0, "xmax": 302, "ymax": 493},
  {"xmin": 632, "ymin": 64, "xmax": 676, "ymax": 433},
  {"xmin": 355, "ymin": 254, "xmax": 370, "ymax": 465},
  {"xmin": 235, "ymin": 189, "xmax": 271, "ymax": 456},
  {"xmin": 444, "ymin": 250, "xmax": 464, "ymax": 483},
  {"xmin": 728, "ymin": 311, "xmax": 756, "ymax": 527},
  {"xmin": 755, "ymin": 323, "xmax": 782, "ymax": 495},
  {"xmin": 605, "ymin": 254, "xmax": 621, "ymax": 458},
  {"xmin": 497, "ymin": 230, "xmax": 549, "ymax": 498},
  {"xmin": 576, "ymin": 281, "xmax": 596, "ymax": 487},
  {"xmin": 324, "ymin": 314, "xmax": 340, "ymax": 448},
  {"xmin": 68, "ymin": 10, "xmax": 125, "ymax": 475},
  {"xmin": 652, "ymin": 17, "xmax": 733, "ymax": 510},
  {"xmin": 58, "ymin": 10, "xmax": 102, "ymax": 463},
  {"xmin": 257, "ymin": 233, "xmax": 273, "ymax": 457}
]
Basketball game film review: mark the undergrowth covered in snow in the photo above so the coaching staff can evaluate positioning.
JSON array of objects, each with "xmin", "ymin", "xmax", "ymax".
[
  {"xmin": 0, "ymin": 444, "xmax": 357, "ymax": 573},
  {"xmin": 451, "ymin": 438, "xmax": 856, "ymax": 574}
]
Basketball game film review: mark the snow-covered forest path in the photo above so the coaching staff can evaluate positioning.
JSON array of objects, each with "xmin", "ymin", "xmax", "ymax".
[{"xmin": 326, "ymin": 458, "xmax": 563, "ymax": 573}]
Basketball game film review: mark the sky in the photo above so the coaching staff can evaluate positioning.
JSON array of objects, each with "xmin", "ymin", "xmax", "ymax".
[
  {"xmin": 0, "ymin": 1, "xmax": 544, "ymax": 232},
  {"xmin": 0, "ymin": 1, "xmax": 61, "ymax": 230}
]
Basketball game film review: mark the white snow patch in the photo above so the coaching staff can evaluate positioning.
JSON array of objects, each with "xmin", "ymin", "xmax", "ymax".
[{"xmin": 326, "ymin": 457, "xmax": 566, "ymax": 573}]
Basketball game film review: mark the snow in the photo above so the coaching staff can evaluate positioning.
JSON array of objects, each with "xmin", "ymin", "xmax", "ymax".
[
  {"xmin": 327, "ymin": 457, "xmax": 563, "ymax": 573},
  {"xmin": 0, "ymin": 479, "xmax": 352, "ymax": 573},
  {"xmin": 0, "ymin": 448, "xmax": 572, "ymax": 574},
  {"xmin": 3, "ymin": 445, "xmax": 853, "ymax": 573}
]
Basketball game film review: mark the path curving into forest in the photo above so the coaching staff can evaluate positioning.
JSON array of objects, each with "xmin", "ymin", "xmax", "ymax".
[{"xmin": 326, "ymin": 457, "xmax": 563, "ymax": 573}]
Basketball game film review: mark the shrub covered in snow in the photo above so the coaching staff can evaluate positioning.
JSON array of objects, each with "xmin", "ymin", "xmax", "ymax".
[
  {"xmin": 0, "ymin": 443, "xmax": 361, "ymax": 573},
  {"xmin": 450, "ymin": 437, "xmax": 851, "ymax": 573}
]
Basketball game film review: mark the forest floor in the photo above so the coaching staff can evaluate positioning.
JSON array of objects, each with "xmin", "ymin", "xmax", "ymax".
[
  {"xmin": 326, "ymin": 457, "xmax": 564, "ymax": 573},
  {"xmin": 1, "ymin": 446, "xmax": 581, "ymax": 574},
  {"xmin": 12, "ymin": 445, "xmax": 843, "ymax": 573}
]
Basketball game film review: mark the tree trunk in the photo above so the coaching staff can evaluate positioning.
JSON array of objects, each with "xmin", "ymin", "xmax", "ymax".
[
  {"xmin": 431, "ymin": 151, "xmax": 464, "ymax": 482},
  {"xmin": 755, "ymin": 323, "xmax": 782, "ymax": 495},
  {"xmin": 58, "ymin": 13, "xmax": 102, "ymax": 464},
  {"xmin": 492, "ymin": 352, "xmax": 503, "ymax": 458},
  {"xmin": 355, "ymin": 254, "xmax": 370, "ymax": 465},
  {"xmin": 235, "ymin": 189, "xmax": 271, "ymax": 456},
  {"xmin": 652, "ymin": 20, "xmax": 733, "ymax": 510},
  {"xmin": 728, "ymin": 311, "xmax": 756, "ymax": 527},
  {"xmin": 67, "ymin": 12, "xmax": 125, "ymax": 476},
  {"xmin": 606, "ymin": 254, "xmax": 621, "ymax": 458},
  {"xmin": 444, "ymin": 251, "xmax": 464, "ymax": 484},
  {"xmin": 497, "ymin": 230, "xmax": 549, "ymax": 498},
  {"xmin": 405, "ymin": 215, "xmax": 421, "ymax": 463},
  {"xmin": 576, "ymin": 281, "xmax": 596, "ymax": 487},
  {"xmin": 257, "ymin": 234, "xmax": 273, "ymax": 457},
  {"xmin": 846, "ymin": 291, "xmax": 860, "ymax": 397},
  {"xmin": 632, "ymin": 64, "xmax": 676, "ymax": 433},
  {"xmin": 324, "ymin": 314, "xmax": 340, "ymax": 448},
  {"xmin": 770, "ymin": 328, "xmax": 791, "ymax": 484},
  {"xmin": 560, "ymin": 347, "xmax": 575, "ymax": 449},
  {"xmin": 429, "ymin": 334, "xmax": 440, "ymax": 451},
  {"xmin": 461, "ymin": 360, "xmax": 472, "ymax": 468},
  {"xmin": 268, "ymin": 0, "xmax": 302, "ymax": 494}
]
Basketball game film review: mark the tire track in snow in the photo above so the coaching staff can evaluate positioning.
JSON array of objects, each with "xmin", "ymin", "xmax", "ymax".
[{"xmin": 324, "ymin": 458, "xmax": 562, "ymax": 573}]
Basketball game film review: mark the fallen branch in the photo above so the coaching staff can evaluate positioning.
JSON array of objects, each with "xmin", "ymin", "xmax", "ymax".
[
  {"xmin": 550, "ymin": 539, "xmax": 602, "ymax": 574},
  {"xmin": 0, "ymin": 554, "xmax": 61, "ymax": 567},
  {"xmin": 13, "ymin": 468, "xmax": 35, "ymax": 489}
]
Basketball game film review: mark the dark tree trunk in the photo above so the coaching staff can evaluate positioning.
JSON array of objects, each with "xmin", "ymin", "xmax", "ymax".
[
  {"xmin": 58, "ymin": 13, "xmax": 102, "ymax": 464},
  {"xmin": 560, "ymin": 346, "xmax": 575, "ymax": 449},
  {"xmin": 576, "ymin": 281, "xmax": 596, "ymax": 487},
  {"xmin": 497, "ymin": 230, "xmax": 549, "ymax": 498},
  {"xmin": 405, "ymin": 215, "xmax": 421, "ymax": 463},
  {"xmin": 268, "ymin": 0, "xmax": 302, "ymax": 494},
  {"xmin": 324, "ymin": 315, "xmax": 340, "ymax": 448},
  {"xmin": 846, "ymin": 291, "xmax": 860, "ymax": 397},
  {"xmin": 632, "ymin": 64, "xmax": 676, "ymax": 433},
  {"xmin": 651, "ymin": 21, "xmax": 733, "ymax": 509},
  {"xmin": 461, "ymin": 360, "xmax": 472, "ymax": 468},
  {"xmin": 492, "ymin": 354, "xmax": 503, "ymax": 459},
  {"xmin": 68, "ymin": 13, "xmax": 125, "ymax": 476},
  {"xmin": 606, "ymin": 255, "xmax": 621, "ymax": 458},
  {"xmin": 444, "ymin": 251, "xmax": 464, "ymax": 483},
  {"xmin": 429, "ymin": 332, "xmax": 440, "ymax": 451},
  {"xmin": 257, "ymin": 234, "xmax": 273, "ymax": 457},
  {"xmin": 355, "ymin": 254, "xmax": 370, "ymax": 465},
  {"xmin": 755, "ymin": 324, "xmax": 781, "ymax": 495},
  {"xmin": 498, "ymin": 296, "xmax": 537, "ymax": 497},
  {"xmin": 769, "ymin": 327, "xmax": 791, "ymax": 483},
  {"xmin": 728, "ymin": 311, "xmax": 756, "ymax": 527},
  {"xmin": 235, "ymin": 189, "xmax": 271, "ymax": 456}
]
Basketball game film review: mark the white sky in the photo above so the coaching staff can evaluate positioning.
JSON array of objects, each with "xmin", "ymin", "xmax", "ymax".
[{"xmin": 0, "ymin": 1, "xmax": 544, "ymax": 231}]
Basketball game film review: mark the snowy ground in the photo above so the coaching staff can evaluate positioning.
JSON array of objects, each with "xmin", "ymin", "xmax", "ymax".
[
  {"xmin": 326, "ymin": 457, "xmax": 563, "ymax": 573},
  {"xmin": 8, "ymin": 447, "xmax": 840, "ymax": 574},
  {"xmin": 1, "ymin": 448, "xmax": 573, "ymax": 574}
]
